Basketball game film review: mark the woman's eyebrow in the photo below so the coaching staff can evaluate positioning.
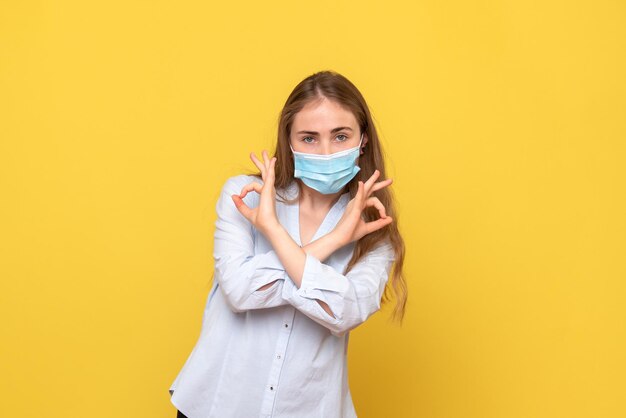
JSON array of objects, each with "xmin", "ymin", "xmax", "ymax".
[{"xmin": 296, "ymin": 126, "xmax": 353, "ymax": 135}]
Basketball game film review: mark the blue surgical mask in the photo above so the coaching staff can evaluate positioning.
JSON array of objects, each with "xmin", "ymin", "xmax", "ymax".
[{"xmin": 290, "ymin": 134, "xmax": 363, "ymax": 194}]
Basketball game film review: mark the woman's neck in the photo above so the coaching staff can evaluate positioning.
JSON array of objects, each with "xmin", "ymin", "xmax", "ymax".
[{"xmin": 298, "ymin": 182, "xmax": 343, "ymax": 212}]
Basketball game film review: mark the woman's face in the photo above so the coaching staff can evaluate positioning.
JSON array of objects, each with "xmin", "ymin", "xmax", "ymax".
[{"xmin": 289, "ymin": 97, "xmax": 366, "ymax": 155}]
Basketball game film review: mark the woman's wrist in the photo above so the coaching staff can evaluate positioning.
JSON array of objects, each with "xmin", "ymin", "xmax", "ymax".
[
  {"xmin": 257, "ymin": 218, "xmax": 283, "ymax": 238},
  {"xmin": 325, "ymin": 229, "xmax": 350, "ymax": 249},
  {"xmin": 326, "ymin": 229, "xmax": 349, "ymax": 249},
  {"xmin": 302, "ymin": 230, "xmax": 347, "ymax": 262}
]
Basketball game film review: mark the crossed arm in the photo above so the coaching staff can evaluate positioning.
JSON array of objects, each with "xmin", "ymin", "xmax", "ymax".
[
  {"xmin": 213, "ymin": 175, "xmax": 395, "ymax": 337},
  {"xmin": 254, "ymin": 222, "xmax": 344, "ymax": 316}
]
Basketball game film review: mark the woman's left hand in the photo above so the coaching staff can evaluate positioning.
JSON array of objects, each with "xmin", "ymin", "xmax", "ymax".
[
  {"xmin": 331, "ymin": 169, "xmax": 394, "ymax": 246},
  {"xmin": 231, "ymin": 150, "xmax": 280, "ymax": 235}
]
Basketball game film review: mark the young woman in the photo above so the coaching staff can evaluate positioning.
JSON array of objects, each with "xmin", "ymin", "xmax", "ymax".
[{"xmin": 169, "ymin": 70, "xmax": 407, "ymax": 418}]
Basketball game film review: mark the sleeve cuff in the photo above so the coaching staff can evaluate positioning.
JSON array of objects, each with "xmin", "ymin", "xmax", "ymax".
[
  {"xmin": 249, "ymin": 250, "xmax": 287, "ymax": 290},
  {"xmin": 298, "ymin": 253, "xmax": 350, "ymax": 295},
  {"xmin": 288, "ymin": 254, "xmax": 349, "ymax": 319}
]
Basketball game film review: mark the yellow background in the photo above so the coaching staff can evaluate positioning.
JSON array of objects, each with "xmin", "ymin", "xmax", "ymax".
[{"xmin": 1, "ymin": 1, "xmax": 624, "ymax": 417}]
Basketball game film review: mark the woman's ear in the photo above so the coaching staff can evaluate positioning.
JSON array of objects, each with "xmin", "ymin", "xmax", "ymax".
[{"xmin": 360, "ymin": 133, "xmax": 368, "ymax": 155}]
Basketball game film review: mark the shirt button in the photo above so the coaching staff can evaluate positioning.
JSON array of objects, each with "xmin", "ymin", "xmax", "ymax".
[
  {"xmin": 277, "ymin": 355, "xmax": 281, "ymax": 359},
  {"xmin": 270, "ymin": 386, "xmax": 274, "ymax": 390},
  {"xmin": 284, "ymin": 324, "xmax": 288, "ymax": 328}
]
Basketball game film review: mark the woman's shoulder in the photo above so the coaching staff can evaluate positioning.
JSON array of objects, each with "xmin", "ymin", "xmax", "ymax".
[
  {"xmin": 220, "ymin": 174, "xmax": 297, "ymax": 199},
  {"xmin": 220, "ymin": 173, "xmax": 263, "ymax": 193}
]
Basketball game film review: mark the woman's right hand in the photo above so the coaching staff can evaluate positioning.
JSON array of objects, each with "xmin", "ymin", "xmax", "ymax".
[
  {"xmin": 331, "ymin": 170, "xmax": 394, "ymax": 246},
  {"xmin": 231, "ymin": 150, "xmax": 280, "ymax": 235}
]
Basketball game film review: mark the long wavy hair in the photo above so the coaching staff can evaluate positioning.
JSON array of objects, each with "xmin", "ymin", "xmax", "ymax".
[{"xmin": 247, "ymin": 70, "xmax": 407, "ymax": 323}]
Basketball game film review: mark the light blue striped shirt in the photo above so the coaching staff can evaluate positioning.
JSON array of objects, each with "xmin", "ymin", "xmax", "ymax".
[{"xmin": 169, "ymin": 174, "xmax": 395, "ymax": 418}]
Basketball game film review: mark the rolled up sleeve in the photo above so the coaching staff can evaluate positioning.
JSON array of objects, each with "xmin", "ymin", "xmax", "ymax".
[
  {"xmin": 281, "ymin": 240, "xmax": 395, "ymax": 337},
  {"xmin": 213, "ymin": 175, "xmax": 291, "ymax": 312}
]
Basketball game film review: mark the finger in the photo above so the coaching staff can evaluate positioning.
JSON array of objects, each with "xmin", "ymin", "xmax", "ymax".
[
  {"xmin": 370, "ymin": 178, "xmax": 393, "ymax": 195},
  {"xmin": 365, "ymin": 196, "xmax": 387, "ymax": 219},
  {"xmin": 250, "ymin": 152, "xmax": 266, "ymax": 178},
  {"xmin": 363, "ymin": 216, "xmax": 393, "ymax": 235},
  {"xmin": 267, "ymin": 157, "xmax": 277, "ymax": 182},
  {"xmin": 231, "ymin": 194, "xmax": 253, "ymax": 220},
  {"xmin": 364, "ymin": 169, "xmax": 381, "ymax": 194},
  {"xmin": 356, "ymin": 181, "xmax": 366, "ymax": 204},
  {"xmin": 262, "ymin": 150, "xmax": 271, "ymax": 170},
  {"xmin": 238, "ymin": 181, "xmax": 263, "ymax": 199}
]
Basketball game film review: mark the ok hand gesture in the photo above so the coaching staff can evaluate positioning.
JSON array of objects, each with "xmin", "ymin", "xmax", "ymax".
[
  {"xmin": 231, "ymin": 150, "xmax": 280, "ymax": 235},
  {"xmin": 332, "ymin": 169, "xmax": 394, "ymax": 246}
]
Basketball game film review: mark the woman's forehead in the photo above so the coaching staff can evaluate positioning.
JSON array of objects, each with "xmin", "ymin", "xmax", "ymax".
[{"xmin": 292, "ymin": 99, "xmax": 357, "ymax": 132}]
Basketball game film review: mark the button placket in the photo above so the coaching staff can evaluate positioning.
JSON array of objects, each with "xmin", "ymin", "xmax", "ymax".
[{"xmin": 260, "ymin": 307, "xmax": 296, "ymax": 417}]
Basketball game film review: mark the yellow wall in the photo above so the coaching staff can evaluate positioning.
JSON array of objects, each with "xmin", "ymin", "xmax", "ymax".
[{"xmin": 1, "ymin": 1, "xmax": 624, "ymax": 417}]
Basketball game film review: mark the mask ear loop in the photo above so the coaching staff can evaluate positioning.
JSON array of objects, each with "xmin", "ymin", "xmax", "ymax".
[{"xmin": 359, "ymin": 132, "xmax": 365, "ymax": 155}]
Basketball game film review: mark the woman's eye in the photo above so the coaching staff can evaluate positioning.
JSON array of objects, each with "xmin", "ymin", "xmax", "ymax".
[
  {"xmin": 336, "ymin": 134, "xmax": 348, "ymax": 141},
  {"xmin": 302, "ymin": 137, "xmax": 315, "ymax": 143}
]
